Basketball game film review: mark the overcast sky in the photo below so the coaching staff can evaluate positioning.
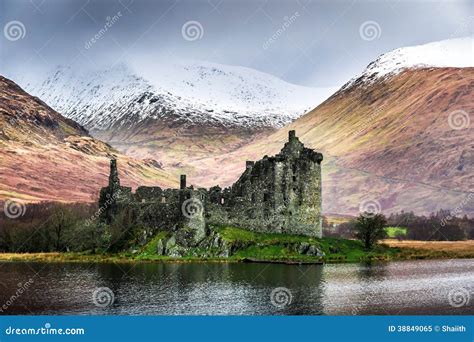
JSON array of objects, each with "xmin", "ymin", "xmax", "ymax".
[{"xmin": 1, "ymin": 0, "xmax": 472, "ymax": 88}]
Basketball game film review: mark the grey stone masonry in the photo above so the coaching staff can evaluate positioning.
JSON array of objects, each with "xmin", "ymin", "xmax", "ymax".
[{"xmin": 99, "ymin": 131, "xmax": 323, "ymax": 237}]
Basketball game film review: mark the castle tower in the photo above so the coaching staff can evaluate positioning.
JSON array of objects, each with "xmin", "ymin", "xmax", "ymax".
[
  {"xmin": 221, "ymin": 130, "xmax": 323, "ymax": 237},
  {"xmin": 109, "ymin": 159, "xmax": 120, "ymax": 188},
  {"xmin": 278, "ymin": 131, "xmax": 323, "ymax": 237},
  {"xmin": 99, "ymin": 158, "xmax": 122, "ymax": 223},
  {"xmin": 180, "ymin": 175, "xmax": 187, "ymax": 189},
  {"xmin": 288, "ymin": 130, "xmax": 296, "ymax": 141}
]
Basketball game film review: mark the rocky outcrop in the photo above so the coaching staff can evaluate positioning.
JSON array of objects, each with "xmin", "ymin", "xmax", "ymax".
[
  {"xmin": 292, "ymin": 242, "xmax": 325, "ymax": 257},
  {"xmin": 150, "ymin": 227, "xmax": 324, "ymax": 259},
  {"xmin": 152, "ymin": 229, "xmax": 232, "ymax": 258}
]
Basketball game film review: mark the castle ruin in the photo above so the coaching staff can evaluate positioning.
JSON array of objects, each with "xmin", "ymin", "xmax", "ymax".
[{"xmin": 99, "ymin": 131, "xmax": 323, "ymax": 241}]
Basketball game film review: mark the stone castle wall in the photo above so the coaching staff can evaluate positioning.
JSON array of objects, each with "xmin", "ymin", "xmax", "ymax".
[{"xmin": 99, "ymin": 131, "xmax": 323, "ymax": 238}]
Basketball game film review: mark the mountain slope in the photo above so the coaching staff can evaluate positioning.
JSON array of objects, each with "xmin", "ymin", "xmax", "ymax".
[
  {"xmin": 189, "ymin": 38, "xmax": 474, "ymax": 216},
  {"xmin": 0, "ymin": 76, "xmax": 178, "ymax": 203},
  {"xmin": 21, "ymin": 61, "xmax": 336, "ymax": 173}
]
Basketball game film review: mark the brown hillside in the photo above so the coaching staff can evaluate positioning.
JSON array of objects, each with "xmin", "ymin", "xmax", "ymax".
[
  {"xmin": 188, "ymin": 68, "xmax": 473, "ymax": 216},
  {"xmin": 0, "ymin": 76, "xmax": 178, "ymax": 203}
]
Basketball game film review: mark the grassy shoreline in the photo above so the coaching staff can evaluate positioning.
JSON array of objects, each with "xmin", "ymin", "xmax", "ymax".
[{"xmin": 0, "ymin": 239, "xmax": 472, "ymax": 264}]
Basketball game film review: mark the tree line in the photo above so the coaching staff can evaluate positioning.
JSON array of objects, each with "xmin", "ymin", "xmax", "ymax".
[
  {"xmin": 323, "ymin": 210, "xmax": 474, "ymax": 241},
  {"xmin": 0, "ymin": 202, "xmax": 138, "ymax": 253},
  {"xmin": 1, "ymin": 203, "xmax": 472, "ymax": 253}
]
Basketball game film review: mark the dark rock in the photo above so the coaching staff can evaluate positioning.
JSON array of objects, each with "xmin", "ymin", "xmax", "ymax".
[
  {"xmin": 297, "ymin": 242, "xmax": 311, "ymax": 254},
  {"xmin": 307, "ymin": 244, "xmax": 325, "ymax": 257}
]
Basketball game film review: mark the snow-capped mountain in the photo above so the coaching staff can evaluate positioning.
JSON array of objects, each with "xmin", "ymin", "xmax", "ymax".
[
  {"xmin": 342, "ymin": 37, "xmax": 473, "ymax": 90},
  {"xmin": 23, "ymin": 61, "xmax": 336, "ymax": 131},
  {"xmin": 209, "ymin": 37, "xmax": 473, "ymax": 216}
]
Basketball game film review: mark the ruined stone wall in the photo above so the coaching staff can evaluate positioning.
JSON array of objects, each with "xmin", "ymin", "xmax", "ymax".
[
  {"xmin": 100, "ymin": 180, "xmax": 206, "ymax": 241},
  {"xmin": 205, "ymin": 131, "xmax": 323, "ymax": 237},
  {"xmin": 99, "ymin": 130, "xmax": 323, "ymax": 238}
]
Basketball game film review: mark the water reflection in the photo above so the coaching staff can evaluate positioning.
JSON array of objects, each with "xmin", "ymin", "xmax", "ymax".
[{"xmin": 0, "ymin": 259, "xmax": 472, "ymax": 315}]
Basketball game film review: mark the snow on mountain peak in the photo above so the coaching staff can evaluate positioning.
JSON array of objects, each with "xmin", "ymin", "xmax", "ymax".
[
  {"xmin": 132, "ymin": 59, "xmax": 331, "ymax": 114},
  {"xmin": 343, "ymin": 37, "xmax": 473, "ymax": 89},
  {"xmin": 22, "ymin": 61, "xmax": 337, "ymax": 131},
  {"xmin": 367, "ymin": 37, "xmax": 472, "ymax": 76}
]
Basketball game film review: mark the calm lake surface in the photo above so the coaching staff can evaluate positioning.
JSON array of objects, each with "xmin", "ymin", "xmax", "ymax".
[{"xmin": 0, "ymin": 259, "xmax": 472, "ymax": 315}]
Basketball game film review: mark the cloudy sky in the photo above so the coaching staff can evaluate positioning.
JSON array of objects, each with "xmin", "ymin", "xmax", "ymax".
[{"xmin": 1, "ymin": 0, "xmax": 472, "ymax": 88}]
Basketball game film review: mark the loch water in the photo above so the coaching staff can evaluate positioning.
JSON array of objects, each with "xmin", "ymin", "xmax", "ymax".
[{"xmin": 0, "ymin": 259, "xmax": 472, "ymax": 315}]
